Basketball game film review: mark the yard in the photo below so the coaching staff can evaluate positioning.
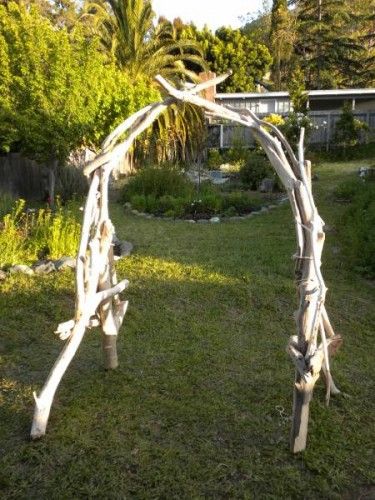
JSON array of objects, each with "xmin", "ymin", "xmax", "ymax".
[{"xmin": 0, "ymin": 160, "xmax": 374, "ymax": 498}]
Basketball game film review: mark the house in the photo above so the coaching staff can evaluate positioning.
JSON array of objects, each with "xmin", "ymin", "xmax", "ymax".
[{"xmin": 209, "ymin": 88, "xmax": 375, "ymax": 148}]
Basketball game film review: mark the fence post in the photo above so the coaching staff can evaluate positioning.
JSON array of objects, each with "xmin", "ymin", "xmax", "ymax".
[{"xmin": 220, "ymin": 124, "xmax": 224, "ymax": 149}]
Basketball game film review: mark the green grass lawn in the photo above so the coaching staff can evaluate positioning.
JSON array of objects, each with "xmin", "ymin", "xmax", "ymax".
[{"xmin": 0, "ymin": 159, "xmax": 374, "ymax": 499}]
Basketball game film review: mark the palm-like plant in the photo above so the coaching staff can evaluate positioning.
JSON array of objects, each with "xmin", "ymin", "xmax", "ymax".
[
  {"xmin": 83, "ymin": 0, "xmax": 206, "ymax": 80},
  {"xmin": 82, "ymin": 0, "xmax": 207, "ymax": 164}
]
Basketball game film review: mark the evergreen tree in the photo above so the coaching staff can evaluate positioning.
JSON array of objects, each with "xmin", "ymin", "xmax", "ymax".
[
  {"xmin": 294, "ymin": 0, "xmax": 367, "ymax": 89},
  {"xmin": 270, "ymin": 0, "xmax": 296, "ymax": 90}
]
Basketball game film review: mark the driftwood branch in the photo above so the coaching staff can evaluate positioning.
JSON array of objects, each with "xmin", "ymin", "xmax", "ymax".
[{"xmin": 31, "ymin": 72, "xmax": 341, "ymax": 451}]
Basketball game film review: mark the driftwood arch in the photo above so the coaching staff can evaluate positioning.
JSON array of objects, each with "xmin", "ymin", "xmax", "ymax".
[{"xmin": 31, "ymin": 73, "xmax": 342, "ymax": 453}]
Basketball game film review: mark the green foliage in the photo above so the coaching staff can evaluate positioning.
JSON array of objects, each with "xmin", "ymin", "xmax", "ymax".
[
  {"xmin": 335, "ymin": 178, "xmax": 375, "ymax": 277},
  {"xmin": 123, "ymin": 165, "xmax": 194, "ymax": 202},
  {"xmin": 270, "ymin": 0, "xmax": 296, "ymax": 90},
  {"xmin": 281, "ymin": 112, "xmax": 315, "ymax": 151},
  {"xmin": 239, "ymin": 152, "xmax": 276, "ymax": 190},
  {"xmin": 333, "ymin": 103, "xmax": 368, "ymax": 156},
  {"xmin": 207, "ymin": 149, "xmax": 223, "ymax": 170},
  {"xmin": 0, "ymin": 2, "xmax": 159, "ymax": 160},
  {"xmin": 0, "ymin": 199, "xmax": 26, "ymax": 266},
  {"xmin": 180, "ymin": 24, "xmax": 272, "ymax": 93},
  {"xmin": 0, "ymin": 198, "xmax": 81, "ymax": 266},
  {"xmin": 294, "ymin": 0, "xmax": 371, "ymax": 89},
  {"xmin": 288, "ymin": 66, "xmax": 308, "ymax": 114},
  {"xmin": 27, "ymin": 202, "xmax": 81, "ymax": 260},
  {"xmin": 85, "ymin": 0, "xmax": 206, "ymax": 79},
  {"xmin": 208, "ymin": 27, "xmax": 272, "ymax": 92}
]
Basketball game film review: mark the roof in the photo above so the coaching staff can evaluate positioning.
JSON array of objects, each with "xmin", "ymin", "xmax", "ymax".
[{"xmin": 216, "ymin": 89, "xmax": 375, "ymax": 100}]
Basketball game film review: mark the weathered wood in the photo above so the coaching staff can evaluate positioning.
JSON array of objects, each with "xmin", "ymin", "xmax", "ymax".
[{"xmin": 31, "ymin": 72, "xmax": 341, "ymax": 449}]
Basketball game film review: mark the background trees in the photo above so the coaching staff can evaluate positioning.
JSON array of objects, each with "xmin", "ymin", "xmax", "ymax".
[{"xmin": 0, "ymin": 2, "xmax": 159, "ymax": 161}]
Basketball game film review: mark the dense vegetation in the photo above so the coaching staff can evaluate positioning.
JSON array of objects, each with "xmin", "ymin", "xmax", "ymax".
[
  {"xmin": 0, "ymin": 199, "xmax": 81, "ymax": 267},
  {"xmin": 122, "ymin": 166, "xmax": 266, "ymax": 219},
  {"xmin": 247, "ymin": 0, "xmax": 375, "ymax": 91}
]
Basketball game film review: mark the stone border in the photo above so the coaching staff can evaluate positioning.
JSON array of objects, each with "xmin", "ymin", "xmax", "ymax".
[
  {"xmin": 124, "ymin": 196, "xmax": 289, "ymax": 224},
  {"xmin": 0, "ymin": 239, "xmax": 133, "ymax": 280}
]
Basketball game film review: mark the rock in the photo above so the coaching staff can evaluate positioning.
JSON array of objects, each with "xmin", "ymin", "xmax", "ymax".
[
  {"xmin": 229, "ymin": 216, "xmax": 245, "ymax": 221},
  {"xmin": 187, "ymin": 219, "xmax": 196, "ymax": 223},
  {"xmin": 33, "ymin": 260, "xmax": 56, "ymax": 274},
  {"xmin": 145, "ymin": 214, "xmax": 154, "ymax": 219},
  {"xmin": 268, "ymin": 204, "xmax": 277, "ymax": 209},
  {"xmin": 210, "ymin": 217, "xmax": 220, "ymax": 223},
  {"xmin": 138, "ymin": 212, "xmax": 146, "ymax": 217},
  {"xmin": 9, "ymin": 264, "xmax": 34, "ymax": 276},
  {"xmin": 244, "ymin": 213, "xmax": 253, "ymax": 218},
  {"xmin": 131, "ymin": 209, "xmax": 139, "ymax": 215},
  {"xmin": 114, "ymin": 240, "xmax": 133, "ymax": 258},
  {"xmin": 259, "ymin": 178, "xmax": 275, "ymax": 193},
  {"xmin": 197, "ymin": 219, "xmax": 209, "ymax": 224},
  {"xmin": 124, "ymin": 202, "xmax": 132, "ymax": 209},
  {"xmin": 0, "ymin": 269, "xmax": 7, "ymax": 280},
  {"xmin": 260, "ymin": 206, "xmax": 269, "ymax": 213},
  {"xmin": 54, "ymin": 257, "xmax": 76, "ymax": 271}
]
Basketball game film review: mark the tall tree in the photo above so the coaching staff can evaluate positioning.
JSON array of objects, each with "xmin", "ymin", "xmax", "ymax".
[
  {"xmin": 294, "ymin": 0, "xmax": 367, "ymax": 89},
  {"xmin": 180, "ymin": 24, "xmax": 273, "ymax": 92},
  {"xmin": 269, "ymin": 0, "xmax": 296, "ymax": 89}
]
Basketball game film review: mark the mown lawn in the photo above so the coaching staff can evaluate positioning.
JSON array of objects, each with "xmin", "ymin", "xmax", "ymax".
[{"xmin": 0, "ymin": 160, "xmax": 374, "ymax": 499}]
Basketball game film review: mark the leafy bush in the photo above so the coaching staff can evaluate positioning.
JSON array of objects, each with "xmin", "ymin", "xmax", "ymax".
[
  {"xmin": 123, "ymin": 165, "xmax": 194, "ymax": 201},
  {"xmin": 333, "ymin": 103, "xmax": 368, "ymax": 158},
  {"xmin": 280, "ymin": 112, "xmax": 315, "ymax": 151},
  {"xmin": 222, "ymin": 192, "xmax": 260, "ymax": 213},
  {"xmin": 0, "ymin": 3, "xmax": 159, "ymax": 160},
  {"xmin": 207, "ymin": 149, "xmax": 224, "ymax": 170},
  {"xmin": 239, "ymin": 152, "xmax": 275, "ymax": 190},
  {"xmin": 335, "ymin": 179, "xmax": 375, "ymax": 277},
  {"xmin": 0, "ymin": 199, "xmax": 81, "ymax": 266}
]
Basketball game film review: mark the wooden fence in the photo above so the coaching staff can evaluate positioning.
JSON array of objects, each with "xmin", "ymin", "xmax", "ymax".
[{"xmin": 207, "ymin": 111, "xmax": 375, "ymax": 149}]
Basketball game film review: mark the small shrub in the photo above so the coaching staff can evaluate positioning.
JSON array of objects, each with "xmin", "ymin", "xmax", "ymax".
[
  {"xmin": 222, "ymin": 192, "xmax": 258, "ymax": 213},
  {"xmin": 26, "ymin": 202, "xmax": 81, "ymax": 259},
  {"xmin": 130, "ymin": 194, "xmax": 147, "ymax": 212},
  {"xmin": 333, "ymin": 103, "xmax": 368, "ymax": 158},
  {"xmin": 280, "ymin": 112, "xmax": 315, "ymax": 150},
  {"xmin": 224, "ymin": 206, "xmax": 238, "ymax": 217},
  {"xmin": 0, "ymin": 199, "xmax": 81, "ymax": 266},
  {"xmin": 239, "ymin": 153, "xmax": 274, "ymax": 190},
  {"xmin": 0, "ymin": 199, "xmax": 26, "ymax": 266},
  {"xmin": 186, "ymin": 194, "xmax": 222, "ymax": 218},
  {"xmin": 123, "ymin": 165, "xmax": 193, "ymax": 201},
  {"xmin": 207, "ymin": 149, "xmax": 223, "ymax": 170}
]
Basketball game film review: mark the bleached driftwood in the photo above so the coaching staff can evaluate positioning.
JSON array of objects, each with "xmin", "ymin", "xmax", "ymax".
[{"xmin": 31, "ymin": 72, "xmax": 341, "ymax": 451}]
